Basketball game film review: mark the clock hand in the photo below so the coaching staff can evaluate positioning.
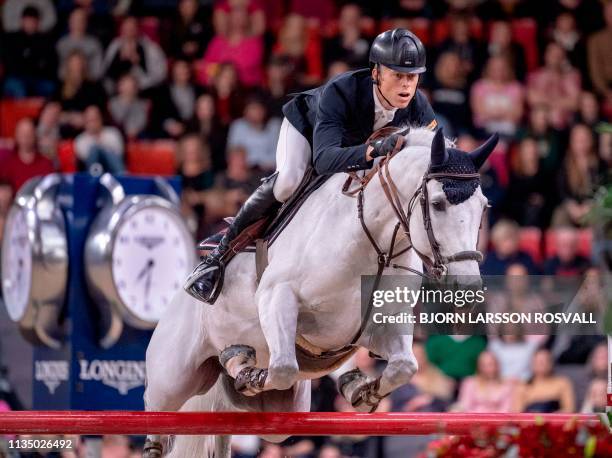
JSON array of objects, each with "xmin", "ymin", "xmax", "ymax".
[
  {"xmin": 144, "ymin": 268, "xmax": 152, "ymax": 306},
  {"xmin": 136, "ymin": 259, "xmax": 154, "ymax": 282}
]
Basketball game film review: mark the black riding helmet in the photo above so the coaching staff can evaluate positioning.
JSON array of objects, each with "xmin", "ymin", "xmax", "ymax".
[{"xmin": 369, "ymin": 28, "xmax": 426, "ymax": 74}]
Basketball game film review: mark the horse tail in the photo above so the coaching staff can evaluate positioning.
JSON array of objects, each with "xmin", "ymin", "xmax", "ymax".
[{"xmin": 166, "ymin": 375, "xmax": 232, "ymax": 458}]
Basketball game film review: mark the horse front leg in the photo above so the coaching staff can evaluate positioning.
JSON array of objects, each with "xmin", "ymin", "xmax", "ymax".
[
  {"xmin": 258, "ymin": 282, "xmax": 300, "ymax": 391},
  {"xmin": 339, "ymin": 333, "xmax": 418, "ymax": 412}
]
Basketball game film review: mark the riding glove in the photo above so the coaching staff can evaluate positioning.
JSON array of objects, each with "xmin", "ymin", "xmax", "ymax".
[{"xmin": 369, "ymin": 133, "xmax": 405, "ymax": 158}]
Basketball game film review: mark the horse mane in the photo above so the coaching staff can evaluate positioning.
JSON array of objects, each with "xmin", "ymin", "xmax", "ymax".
[{"xmin": 401, "ymin": 126, "xmax": 456, "ymax": 149}]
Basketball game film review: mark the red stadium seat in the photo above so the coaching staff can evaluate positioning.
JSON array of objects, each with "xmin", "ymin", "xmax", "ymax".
[
  {"xmin": 57, "ymin": 140, "xmax": 77, "ymax": 173},
  {"xmin": 519, "ymin": 227, "xmax": 542, "ymax": 264},
  {"xmin": 126, "ymin": 140, "xmax": 177, "ymax": 176},
  {"xmin": 544, "ymin": 228, "xmax": 593, "ymax": 259},
  {"xmin": 140, "ymin": 17, "xmax": 160, "ymax": 44},
  {"xmin": 0, "ymin": 98, "xmax": 45, "ymax": 137}
]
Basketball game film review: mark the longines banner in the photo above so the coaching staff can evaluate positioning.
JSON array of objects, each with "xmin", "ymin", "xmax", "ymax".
[{"xmin": 360, "ymin": 273, "xmax": 610, "ymax": 336}]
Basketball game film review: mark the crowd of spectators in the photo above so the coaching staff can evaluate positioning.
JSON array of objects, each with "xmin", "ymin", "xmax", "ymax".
[{"xmin": 0, "ymin": 0, "xmax": 611, "ymax": 457}]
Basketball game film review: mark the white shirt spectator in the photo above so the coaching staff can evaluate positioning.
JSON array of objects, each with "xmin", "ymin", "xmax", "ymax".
[
  {"xmin": 227, "ymin": 118, "xmax": 281, "ymax": 170},
  {"xmin": 75, "ymin": 127, "xmax": 124, "ymax": 162}
]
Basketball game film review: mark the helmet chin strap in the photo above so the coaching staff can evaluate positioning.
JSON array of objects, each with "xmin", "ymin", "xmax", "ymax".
[{"xmin": 374, "ymin": 64, "xmax": 397, "ymax": 109}]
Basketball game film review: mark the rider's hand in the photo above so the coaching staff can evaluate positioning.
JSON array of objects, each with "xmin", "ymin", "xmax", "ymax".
[{"xmin": 369, "ymin": 133, "xmax": 405, "ymax": 159}]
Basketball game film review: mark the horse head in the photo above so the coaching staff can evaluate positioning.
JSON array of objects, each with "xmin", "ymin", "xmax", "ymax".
[{"xmin": 392, "ymin": 128, "xmax": 498, "ymax": 284}]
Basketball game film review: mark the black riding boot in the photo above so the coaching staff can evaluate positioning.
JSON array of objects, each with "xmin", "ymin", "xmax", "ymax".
[{"xmin": 184, "ymin": 173, "xmax": 282, "ymax": 303}]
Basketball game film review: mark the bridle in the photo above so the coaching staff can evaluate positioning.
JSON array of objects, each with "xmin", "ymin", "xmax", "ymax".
[
  {"xmin": 342, "ymin": 130, "xmax": 484, "ymax": 282},
  {"xmin": 339, "ymin": 130, "xmax": 486, "ymax": 348}
]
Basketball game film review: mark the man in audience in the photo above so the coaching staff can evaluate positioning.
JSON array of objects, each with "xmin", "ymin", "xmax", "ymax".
[
  {"xmin": 2, "ymin": 6, "xmax": 57, "ymax": 97},
  {"xmin": 0, "ymin": 118, "xmax": 55, "ymax": 195},
  {"xmin": 481, "ymin": 219, "xmax": 539, "ymax": 275},
  {"xmin": 543, "ymin": 226, "xmax": 591, "ymax": 276}
]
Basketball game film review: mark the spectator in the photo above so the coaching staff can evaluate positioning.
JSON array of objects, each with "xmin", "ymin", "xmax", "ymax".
[
  {"xmin": 390, "ymin": 342, "xmax": 455, "ymax": 412},
  {"xmin": 488, "ymin": 322, "xmax": 542, "ymax": 382},
  {"xmin": 513, "ymin": 348, "xmax": 576, "ymax": 413},
  {"xmin": 102, "ymin": 16, "xmax": 168, "ymax": 93},
  {"xmin": 434, "ymin": 13, "xmax": 485, "ymax": 82},
  {"xmin": 587, "ymin": 0, "xmax": 612, "ymax": 110},
  {"xmin": 470, "ymin": 55, "xmax": 524, "ymax": 139},
  {"xmin": 2, "ymin": 0, "xmax": 56, "ymax": 33},
  {"xmin": 226, "ymin": 96, "xmax": 281, "ymax": 172},
  {"xmin": 273, "ymin": 14, "xmax": 323, "ymax": 88},
  {"xmin": 260, "ymin": 56, "xmax": 294, "ymax": 119},
  {"xmin": 425, "ymin": 335, "xmax": 487, "ymax": 382},
  {"xmin": 485, "ymin": 20, "xmax": 526, "ymax": 81},
  {"xmin": 516, "ymin": 105, "xmax": 562, "ymax": 176},
  {"xmin": 581, "ymin": 378, "xmax": 607, "ymax": 413},
  {"xmin": 36, "ymin": 101, "xmax": 62, "ymax": 162},
  {"xmin": 177, "ymin": 134, "xmax": 215, "ymax": 237},
  {"xmin": 0, "ymin": 118, "xmax": 55, "ymax": 196},
  {"xmin": 543, "ymin": 226, "xmax": 591, "ymax": 275},
  {"xmin": 108, "ymin": 74, "xmax": 149, "ymax": 140},
  {"xmin": 574, "ymin": 91, "xmax": 603, "ymax": 129},
  {"xmin": 152, "ymin": 60, "xmax": 201, "ymax": 139},
  {"xmin": 56, "ymin": 8, "xmax": 104, "ymax": 81},
  {"xmin": 481, "ymin": 220, "xmax": 539, "ymax": 275},
  {"xmin": 552, "ymin": 124, "xmax": 602, "ymax": 227},
  {"xmin": 503, "ymin": 137, "xmax": 550, "ymax": 227},
  {"xmin": 2, "ymin": 6, "xmax": 58, "ymax": 98},
  {"xmin": 323, "ymin": 4, "xmax": 371, "ymax": 69},
  {"xmin": 549, "ymin": 12, "xmax": 588, "ymax": 80},
  {"xmin": 188, "ymin": 93, "xmax": 228, "ymax": 172},
  {"xmin": 527, "ymin": 42, "xmax": 581, "ymax": 130},
  {"xmin": 163, "ymin": 0, "xmax": 213, "ymax": 61},
  {"xmin": 213, "ymin": 0, "xmax": 266, "ymax": 37},
  {"xmin": 429, "ymin": 50, "xmax": 472, "ymax": 134},
  {"xmin": 216, "ymin": 146, "xmax": 261, "ymax": 196},
  {"xmin": 61, "ymin": 0, "xmax": 116, "ymax": 47},
  {"xmin": 208, "ymin": 62, "xmax": 246, "ymax": 126},
  {"xmin": 74, "ymin": 105, "xmax": 124, "ymax": 174},
  {"xmin": 454, "ymin": 351, "xmax": 515, "ymax": 412},
  {"xmin": 199, "ymin": 7, "xmax": 264, "ymax": 87},
  {"xmin": 53, "ymin": 50, "xmax": 106, "ymax": 137},
  {"xmin": 587, "ymin": 342, "xmax": 608, "ymax": 380}
]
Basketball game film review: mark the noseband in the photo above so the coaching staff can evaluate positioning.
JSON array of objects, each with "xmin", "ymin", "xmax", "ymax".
[{"xmin": 342, "ymin": 133, "xmax": 484, "ymax": 281}]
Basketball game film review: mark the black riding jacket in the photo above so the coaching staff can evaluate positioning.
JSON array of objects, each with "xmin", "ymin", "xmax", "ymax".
[{"xmin": 282, "ymin": 68, "xmax": 437, "ymax": 175}]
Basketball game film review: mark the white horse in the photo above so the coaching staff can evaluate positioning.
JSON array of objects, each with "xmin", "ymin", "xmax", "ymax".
[{"xmin": 142, "ymin": 127, "xmax": 497, "ymax": 457}]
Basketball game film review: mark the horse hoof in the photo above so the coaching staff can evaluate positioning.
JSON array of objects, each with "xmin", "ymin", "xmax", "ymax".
[
  {"xmin": 338, "ymin": 370, "xmax": 384, "ymax": 413},
  {"xmin": 235, "ymin": 366, "xmax": 268, "ymax": 395},
  {"xmin": 220, "ymin": 345, "xmax": 256, "ymax": 373},
  {"xmin": 143, "ymin": 440, "xmax": 163, "ymax": 458}
]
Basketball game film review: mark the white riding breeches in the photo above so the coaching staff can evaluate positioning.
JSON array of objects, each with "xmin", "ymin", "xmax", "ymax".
[{"xmin": 272, "ymin": 117, "xmax": 312, "ymax": 202}]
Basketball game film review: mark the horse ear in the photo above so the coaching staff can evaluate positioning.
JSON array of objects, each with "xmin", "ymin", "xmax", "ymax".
[
  {"xmin": 469, "ymin": 134, "xmax": 499, "ymax": 170},
  {"xmin": 430, "ymin": 128, "xmax": 447, "ymax": 166}
]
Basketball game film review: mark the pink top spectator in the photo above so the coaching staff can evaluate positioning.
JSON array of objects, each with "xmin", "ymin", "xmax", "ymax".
[
  {"xmin": 199, "ymin": 35, "xmax": 263, "ymax": 86},
  {"xmin": 470, "ymin": 79, "xmax": 524, "ymax": 134},
  {"xmin": 457, "ymin": 376, "xmax": 515, "ymax": 412},
  {"xmin": 527, "ymin": 67, "xmax": 581, "ymax": 130}
]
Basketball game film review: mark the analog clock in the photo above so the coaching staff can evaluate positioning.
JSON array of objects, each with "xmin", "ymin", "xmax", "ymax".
[
  {"xmin": 1, "ymin": 174, "xmax": 67, "ymax": 348},
  {"xmin": 85, "ymin": 174, "xmax": 195, "ymax": 346}
]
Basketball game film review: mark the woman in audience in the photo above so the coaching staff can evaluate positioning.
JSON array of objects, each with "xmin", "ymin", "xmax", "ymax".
[
  {"xmin": 200, "ymin": 7, "xmax": 263, "ymax": 87},
  {"xmin": 516, "ymin": 104, "xmax": 562, "ymax": 176},
  {"xmin": 527, "ymin": 41, "xmax": 581, "ymax": 130},
  {"xmin": 488, "ymin": 322, "xmax": 543, "ymax": 382},
  {"xmin": 454, "ymin": 351, "xmax": 515, "ymax": 412},
  {"xmin": 56, "ymin": 7, "xmax": 103, "ymax": 80},
  {"xmin": 503, "ymin": 137, "xmax": 550, "ymax": 227},
  {"xmin": 513, "ymin": 348, "xmax": 575, "ymax": 413},
  {"xmin": 108, "ymin": 73, "xmax": 148, "ymax": 140},
  {"xmin": 164, "ymin": 0, "xmax": 213, "ymax": 61},
  {"xmin": 54, "ymin": 50, "xmax": 106, "ymax": 138},
  {"xmin": 430, "ymin": 50, "xmax": 472, "ymax": 135},
  {"xmin": 470, "ymin": 55, "xmax": 524, "ymax": 139},
  {"xmin": 209, "ymin": 62, "xmax": 247, "ymax": 126},
  {"xmin": 552, "ymin": 124, "xmax": 602, "ymax": 227},
  {"xmin": 484, "ymin": 20, "xmax": 526, "ymax": 81},
  {"xmin": 188, "ymin": 93, "xmax": 228, "ymax": 172}
]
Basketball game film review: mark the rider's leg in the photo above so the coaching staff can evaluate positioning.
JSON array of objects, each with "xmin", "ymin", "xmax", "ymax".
[{"xmin": 184, "ymin": 118, "xmax": 312, "ymax": 303}]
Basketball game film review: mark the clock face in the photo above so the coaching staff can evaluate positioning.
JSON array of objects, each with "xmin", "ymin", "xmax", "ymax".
[
  {"xmin": 1, "ymin": 208, "xmax": 32, "ymax": 322},
  {"xmin": 111, "ymin": 205, "xmax": 192, "ymax": 323}
]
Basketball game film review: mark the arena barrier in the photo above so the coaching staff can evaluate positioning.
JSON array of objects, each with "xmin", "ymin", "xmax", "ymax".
[{"xmin": 0, "ymin": 412, "xmax": 603, "ymax": 436}]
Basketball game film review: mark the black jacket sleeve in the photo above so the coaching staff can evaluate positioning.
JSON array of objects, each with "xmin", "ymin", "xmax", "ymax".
[{"xmin": 312, "ymin": 82, "xmax": 372, "ymax": 175}]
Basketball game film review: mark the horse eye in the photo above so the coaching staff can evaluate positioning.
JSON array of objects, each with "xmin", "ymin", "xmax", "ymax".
[{"xmin": 432, "ymin": 201, "xmax": 445, "ymax": 211}]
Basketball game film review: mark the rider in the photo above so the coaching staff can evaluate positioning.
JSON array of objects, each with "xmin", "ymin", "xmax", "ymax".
[{"xmin": 185, "ymin": 28, "xmax": 438, "ymax": 303}]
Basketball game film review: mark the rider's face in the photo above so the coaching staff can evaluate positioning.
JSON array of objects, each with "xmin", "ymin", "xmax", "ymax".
[{"xmin": 373, "ymin": 65, "xmax": 419, "ymax": 109}]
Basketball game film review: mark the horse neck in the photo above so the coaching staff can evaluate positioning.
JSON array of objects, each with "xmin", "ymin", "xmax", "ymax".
[{"xmin": 359, "ymin": 146, "xmax": 429, "ymax": 241}]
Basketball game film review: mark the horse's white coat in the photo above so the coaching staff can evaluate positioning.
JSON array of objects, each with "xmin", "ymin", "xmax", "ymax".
[{"xmin": 144, "ymin": 128, "xmax": 488, "ymax": 456}]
